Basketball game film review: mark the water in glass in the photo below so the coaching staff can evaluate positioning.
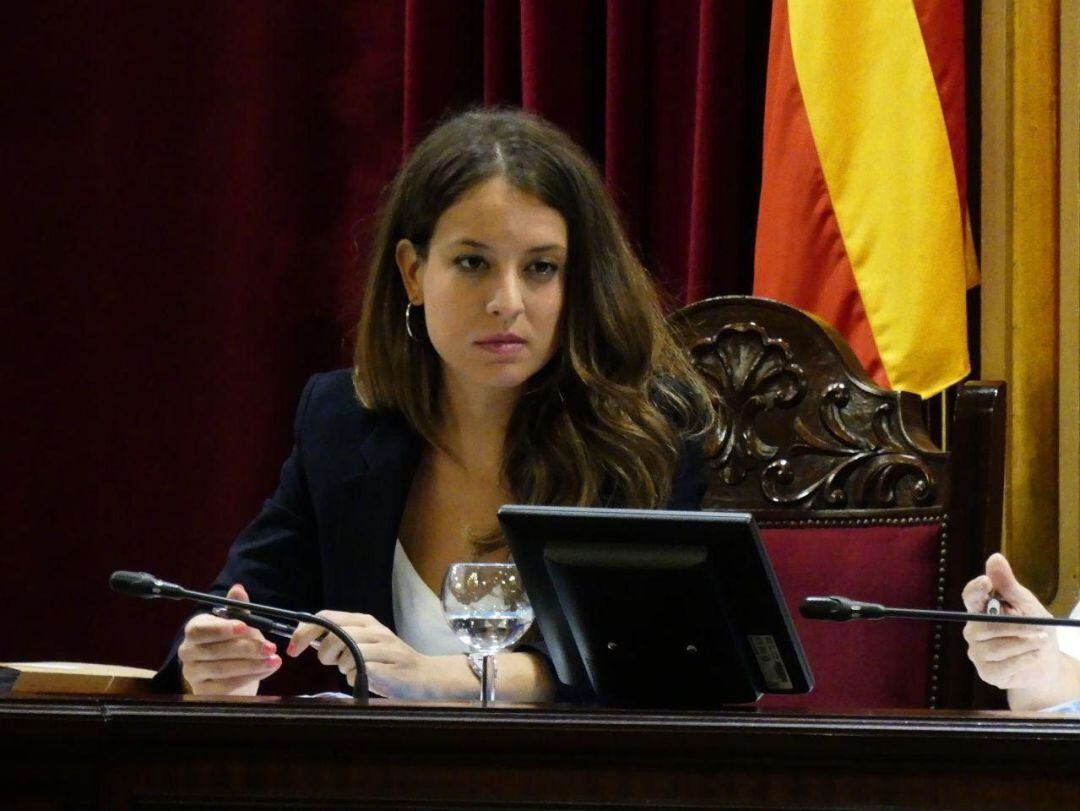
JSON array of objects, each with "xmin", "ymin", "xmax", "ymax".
[{"xmin": 441, "ymin": 562, "xmax": 533, "ymax": 703}]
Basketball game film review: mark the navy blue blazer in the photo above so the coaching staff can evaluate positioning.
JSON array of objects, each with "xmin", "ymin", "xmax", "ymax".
[{"xmin": 154, "ymin": 369, "xmax": 706, "ymax": 693}]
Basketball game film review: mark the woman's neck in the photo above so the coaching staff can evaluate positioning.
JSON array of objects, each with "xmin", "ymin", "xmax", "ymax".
[{"xmin": 436, "ymin": 377, "xmax": 519, "ymax": 483}]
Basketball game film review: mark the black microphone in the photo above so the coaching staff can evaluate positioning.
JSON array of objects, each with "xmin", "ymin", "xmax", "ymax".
[
  {"xmin": 109, "ymin": 570, "xmax": 369, "ymax": 703},
  {"xmin": 109, "ymin": 571, "xmax": 184, "ymax": 599},
  {"xmin": 799, "ymin": 596, "xmax": 886, "ymax": 621},
  {"xmin": 800, "ymin": 594, "xmax": 1080, "ymax": 628}
]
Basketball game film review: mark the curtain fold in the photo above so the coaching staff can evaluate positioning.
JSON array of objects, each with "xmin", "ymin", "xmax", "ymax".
[{"xmin": 401, "ymin": 0, "xmax": 769, "ymax": 302}]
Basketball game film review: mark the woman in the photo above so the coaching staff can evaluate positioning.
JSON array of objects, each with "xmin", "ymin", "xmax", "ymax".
[
  {"xmin": 156, "ymin": 108, "xmax": 713, "ymax": 700},
  {"xmin": 963, "ymin": 553, "xmax": 1080, "ymax": 710}
]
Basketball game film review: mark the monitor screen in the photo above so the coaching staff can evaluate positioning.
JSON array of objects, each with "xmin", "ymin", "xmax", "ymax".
[{"xmin": 499, "ymin": 505, "xmax": 813, "ymax": 708}]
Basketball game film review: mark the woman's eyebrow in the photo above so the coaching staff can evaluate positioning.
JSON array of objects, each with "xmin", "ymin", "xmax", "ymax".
[{"xmin": 452, "ymin": 238, "xmax": 566, "ymax": 254}]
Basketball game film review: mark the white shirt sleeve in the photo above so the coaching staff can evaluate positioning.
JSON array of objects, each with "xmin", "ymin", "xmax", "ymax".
[{"xmin": 1056, "ymin": 600, "xmax": 1080, "ymax": 662}]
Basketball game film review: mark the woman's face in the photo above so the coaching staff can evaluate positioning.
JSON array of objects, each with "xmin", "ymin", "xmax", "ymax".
[{"xmin": 397, "ymin": 176, "xmax": 567, "ymax": 399}]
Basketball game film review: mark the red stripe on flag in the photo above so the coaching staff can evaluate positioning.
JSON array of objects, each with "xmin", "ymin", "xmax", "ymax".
[
  {"xmin": 753, "ymin": 0, "xmax": 889, "ymax": 388},
  {"xmin": 911, "ymin": 0, "xmax": 970, "ymax": 222}
]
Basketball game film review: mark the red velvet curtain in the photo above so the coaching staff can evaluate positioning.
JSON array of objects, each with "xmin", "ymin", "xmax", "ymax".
[{"xmin": 1, "ymin": 1, "xmax": 768, "ymax": 668}]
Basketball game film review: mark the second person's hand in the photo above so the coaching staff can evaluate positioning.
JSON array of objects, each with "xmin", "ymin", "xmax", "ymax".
[{"xmin": 962, "ymin": 554, "xmax": 1057, "ymax": 690}]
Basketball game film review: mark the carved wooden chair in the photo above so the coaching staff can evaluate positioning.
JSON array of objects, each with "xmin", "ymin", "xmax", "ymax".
[{"xmin": 672, "ymin": 296, "xmax": 1006, "ymax": 709}]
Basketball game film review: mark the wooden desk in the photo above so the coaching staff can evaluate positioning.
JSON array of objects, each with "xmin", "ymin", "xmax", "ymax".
[{"xmin": 2, "ymin": 693, "xmax": 1078, "ymax": 810}]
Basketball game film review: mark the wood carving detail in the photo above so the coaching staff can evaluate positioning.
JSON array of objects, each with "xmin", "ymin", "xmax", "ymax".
[
  {"xmin": 690, "ymin": 323, "xmax": 806, "ymax": 485},
  {"xmin": 760, "ymin": 383, "xmax": 937, "ymax": 508},
  {"xmin": 690, "ymin": 322, "xmax": 938, "ymax": 509}
]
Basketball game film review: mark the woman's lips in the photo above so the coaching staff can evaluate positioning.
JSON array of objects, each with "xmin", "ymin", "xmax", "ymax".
[{"xmin": 474, "ymin": 335, "xmax": 526, "ymax": 355}]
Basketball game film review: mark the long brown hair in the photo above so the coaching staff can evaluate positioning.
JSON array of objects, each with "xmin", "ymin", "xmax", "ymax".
[{"xmin": 354, "ymin": 109, "xmax": 712, "ymax": 535}]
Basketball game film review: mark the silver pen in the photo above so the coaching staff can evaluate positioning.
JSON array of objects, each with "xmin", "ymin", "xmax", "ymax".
[{"xmin": 211, "ymin": 606, "xmax": 323, "ymax": 650}]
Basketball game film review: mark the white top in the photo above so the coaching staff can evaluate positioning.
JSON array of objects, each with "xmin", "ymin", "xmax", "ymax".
[
  {"xmin": 1058, "ymin": 600, "xmax": 1080, "ymax": 662},
  {"xmin": 391, "ymin": 540, "xmax": 468, "ymax": 656}
]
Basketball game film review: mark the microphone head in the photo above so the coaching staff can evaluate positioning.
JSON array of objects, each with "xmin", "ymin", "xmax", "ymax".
[
  {"xmin": 800, "ymin": 595, "xmax": 886, "ymax": 621},
  {"xmin": 109, "ymin": 570, "xmax": 178, "ymax": 599},
  {"xmin": 800, "ymin": 596, "xmax": 851, "ymax": 621}
]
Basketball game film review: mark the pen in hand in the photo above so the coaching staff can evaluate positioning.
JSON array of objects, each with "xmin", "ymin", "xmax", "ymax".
[
  {"xmin": 986, "ymin": 596, "xmax": 1002, "ymax": 616},
  {"xmin": 211, "ymin": 606, "xmax": 323, "ymax": 650}
]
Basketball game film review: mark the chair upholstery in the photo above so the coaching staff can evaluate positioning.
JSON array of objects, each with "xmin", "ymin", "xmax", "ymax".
[{"xmin": 671, "ymin": 295, "xmax": 1006, "ymax": 709}]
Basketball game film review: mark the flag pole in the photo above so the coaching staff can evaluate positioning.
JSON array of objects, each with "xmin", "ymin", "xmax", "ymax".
[{"xmin": 940, "ymin": 389, "xmax": 949, "ymax": 451}]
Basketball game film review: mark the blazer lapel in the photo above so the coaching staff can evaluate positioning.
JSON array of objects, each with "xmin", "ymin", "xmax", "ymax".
[{"xmin": 330, "ymin": 411, "xmax": 422, "ymax": 631}]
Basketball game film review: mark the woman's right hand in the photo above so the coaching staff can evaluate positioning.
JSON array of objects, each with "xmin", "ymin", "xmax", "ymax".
[{"xmin": 177, "ymin": 583, "xmax": 282, "ymax": 695}]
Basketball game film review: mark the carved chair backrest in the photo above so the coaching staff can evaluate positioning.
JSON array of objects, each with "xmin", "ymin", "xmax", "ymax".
[{"xmin": 672, "ymin": 296, "xmax": 1006, "ymax": 709}]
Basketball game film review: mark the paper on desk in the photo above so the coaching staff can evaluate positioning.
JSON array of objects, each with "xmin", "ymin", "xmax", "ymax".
[{"xmin": 1041, "ymin": 695, "xmax": 1080, "ymax": 712}]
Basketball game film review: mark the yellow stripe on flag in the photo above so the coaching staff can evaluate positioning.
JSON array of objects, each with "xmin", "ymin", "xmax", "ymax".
[{"xmin": 787, "ymin": 0, "xmax": 970, "ymax": 397}]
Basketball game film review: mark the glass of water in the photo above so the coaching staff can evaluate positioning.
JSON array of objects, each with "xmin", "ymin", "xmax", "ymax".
[{"xmin": 441, "ymin": 562, "xmax": 534, "ymax": 704}]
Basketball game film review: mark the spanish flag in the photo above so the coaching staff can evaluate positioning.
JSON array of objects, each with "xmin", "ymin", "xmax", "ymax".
[{"xmin": 754, "ymin": 0, "xmax": 978, "ymax": 398}]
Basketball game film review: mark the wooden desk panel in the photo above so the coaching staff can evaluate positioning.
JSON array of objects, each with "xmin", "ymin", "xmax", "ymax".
[{"xmin": 2, "ymin": 694, "xmax": 1078, "ymax": 810}]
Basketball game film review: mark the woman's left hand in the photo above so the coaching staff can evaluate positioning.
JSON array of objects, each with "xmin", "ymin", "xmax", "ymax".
[{"xmin": 288, "ymin": 611, "xmax": 438, "ymax": 699}]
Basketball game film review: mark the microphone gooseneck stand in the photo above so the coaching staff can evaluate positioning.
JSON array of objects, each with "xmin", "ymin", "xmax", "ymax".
[
  {"xmin": 800, "ymin": 595, "xmax": 1080, "ymax": 629},
  {"xmin": 109, "ymin": 571, "xmax": 369, "ymax": 703}
]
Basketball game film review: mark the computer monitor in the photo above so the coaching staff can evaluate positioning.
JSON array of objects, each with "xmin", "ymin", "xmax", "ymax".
[{"xmin": 499, "ymin": 505, "xmax": 813, "ymax": 708}]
